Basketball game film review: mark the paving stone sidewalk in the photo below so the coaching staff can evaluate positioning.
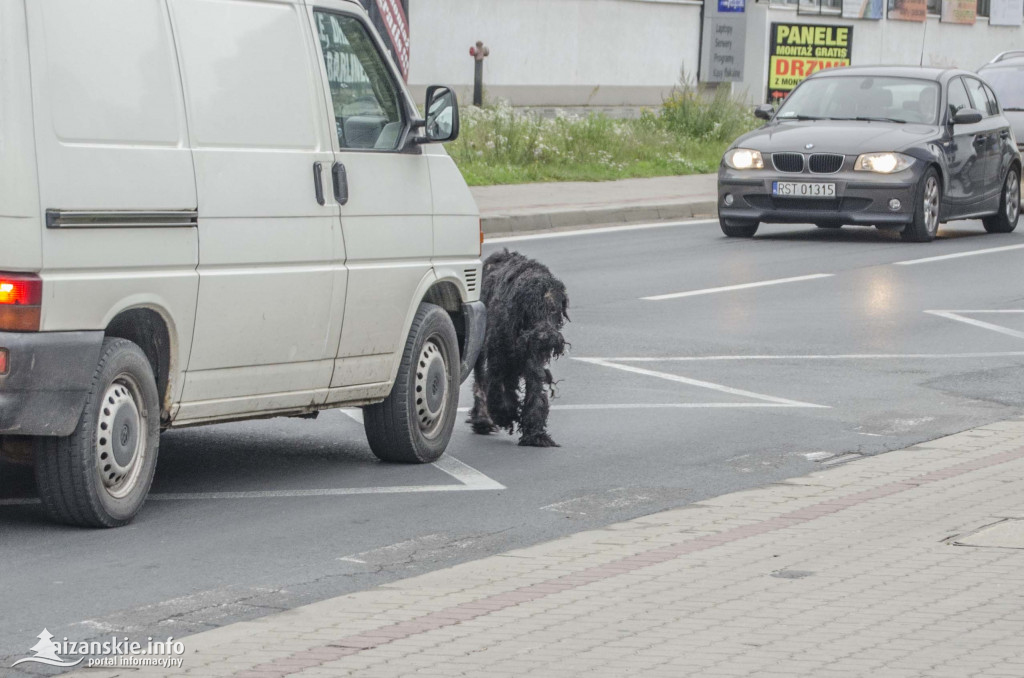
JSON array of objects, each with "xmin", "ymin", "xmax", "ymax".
[{"xmin": 71, "ymin": 417, "xmax": 1024, "ymax": 678}]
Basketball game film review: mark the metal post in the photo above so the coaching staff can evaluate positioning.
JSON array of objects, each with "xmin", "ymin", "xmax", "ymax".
[{"xmin": 469, "ymin": 41, "xmax": 490, "ymax": 107}]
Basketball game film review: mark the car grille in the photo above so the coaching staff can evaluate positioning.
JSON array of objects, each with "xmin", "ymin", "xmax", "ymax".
[
  {"xmin": 744, "ymin": 196, "xmax": 872, "ymax": 212},
  {"xmin": 772, "ymin": 153, "xmax": 804, "ymax": 173},
  {"xmin": 808, "ymin": 154, "xmax": 844, "ymax": 174}
]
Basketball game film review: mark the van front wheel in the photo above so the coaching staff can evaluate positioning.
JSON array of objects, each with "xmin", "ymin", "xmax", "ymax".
[
  {"xmin": 34, "ymin": 338, "xmax": 160, "ymax": 528},
  {"xmin": 364, "ymin": 303, "xmax": 460, "ymax": 464}
]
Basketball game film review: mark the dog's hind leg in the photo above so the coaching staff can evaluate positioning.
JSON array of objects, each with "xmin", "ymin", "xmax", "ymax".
[
  {"xmin": 486, "ymin": 365, "xmax": 520, "ymax": 434},
  {"xmin": 468, "ymin": 353, "xmax": 497, "ymax": 434},
  {"xmin": 517, "ymin": 360, "xmax": 559, "ymax": 447}
]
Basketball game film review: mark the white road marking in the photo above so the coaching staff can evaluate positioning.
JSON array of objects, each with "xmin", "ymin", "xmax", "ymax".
[
  {"xmin": 336, "ymin": 557, "xmax": 366, "ymax": 564},
  {"xmin": 486, "ymin": 218, "xmax": 719, "ymax": 244},
  {"xmin": 575, "ymin": 358, "xmax": 828, "ymax": 408},
  {"xmin": 803, "ymin": 452, "xmax": 835, "ymax": 462},
  {"xmin": 642, "ymin": 273, "xmax": 834, "ymax": 301},
  {"xmin": 0, "ymin": 454, "xmax": 503, "ymax": 506},
  {"xmin": 339, "ymin": 407, "xmax": 364, "ymax": 423},
  {"xmin": 579, "ymin": 352, "xmax": 1024, "ymax": 362},
  {"xmin": 894, "ymin": 243, "xmax": 1024, "ymax": 266},
  {"xmin": 547, "ymin": 403, "xmax": 817, "ymax": 409},
  {"xmin": 926, "ymin": 310, "xmax": 1024, "ymax": 341}
]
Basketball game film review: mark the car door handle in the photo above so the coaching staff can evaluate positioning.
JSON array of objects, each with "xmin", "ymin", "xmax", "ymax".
[
  {"xmin": 332, "ymin": 162, "xmax": 349, "ymax": 206},
  {"xmin": 312, "ymin": 162, "xmax": 325, "ymax": 206}
]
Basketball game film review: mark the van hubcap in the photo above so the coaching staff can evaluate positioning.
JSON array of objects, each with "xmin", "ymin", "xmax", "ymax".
[
  {"xmin": 415, "ymin": 339, "xmax": 448, "ymax": 439},
  {"xmin": 95, "ymin": 376, "xmax": 146, "ymax": 498},
  {"xmin": 1006, "ymin": 172, "xmax": 1020, "ymax": 223}
]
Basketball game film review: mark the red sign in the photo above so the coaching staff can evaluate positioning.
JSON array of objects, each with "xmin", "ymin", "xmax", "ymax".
[{"xmin": 373, "ymin": 0, "xmax": 410, "ymax": 80}]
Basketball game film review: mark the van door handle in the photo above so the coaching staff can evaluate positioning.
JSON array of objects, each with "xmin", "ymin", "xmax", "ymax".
[
  {"xmin": 332, "ymin": 162, "xmax": 349, "ymax": 206},
  {"xmin": 312, "ymin": 162, "xmax": 325, "ymax": 206}
]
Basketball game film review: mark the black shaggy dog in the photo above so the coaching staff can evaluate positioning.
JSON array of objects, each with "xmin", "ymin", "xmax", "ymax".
[{"xmin": 468, "ymin": 249, "xmax": 569, "ymax": 447}]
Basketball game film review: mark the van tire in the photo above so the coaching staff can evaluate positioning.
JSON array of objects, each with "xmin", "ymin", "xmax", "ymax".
[
  {"xmin": 34, "ymin": 338, "xmax": 160, "ymax": 528},
  {"xmin": 364, "ymin": 303, "xmax": 460, "ymax": 464}
]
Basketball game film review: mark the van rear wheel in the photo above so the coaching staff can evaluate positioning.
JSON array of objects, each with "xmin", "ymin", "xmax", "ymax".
[
  {"xmin": 34, "ymin": 338, "xmax": 160, "ymax": 528},
  {"xmin": 364, "ymin": 303, "xmax": 460, "ymax": 464}
]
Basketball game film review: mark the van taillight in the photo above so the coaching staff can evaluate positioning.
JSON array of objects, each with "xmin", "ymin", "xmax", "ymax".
[
  {"xmin": 479, "ymin": 218, "xmax": 483, "ymax": 256},
  {"xmin": 0, "ymin": 273, "xmax": 42, "ymax": 331},
  {"xmin": 0, "ymin": 348, "xmax": 8, "ymax": 374}
]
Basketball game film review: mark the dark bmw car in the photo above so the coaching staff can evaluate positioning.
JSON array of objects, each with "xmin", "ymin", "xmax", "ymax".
[{"xmin": 718, "ymin": 66, "xmax": 1021, "ymax": 242}]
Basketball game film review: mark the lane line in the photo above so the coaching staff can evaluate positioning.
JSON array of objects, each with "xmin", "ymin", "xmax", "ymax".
[
  {"xmin": 642, "ymin": 273, "xmax": 834, "ymax": 301},
  {"xmin": 433, "ymin": 454, "xmax": 506, "ymax": 490},
  {"xmin": 578, "ymin": 352, "xmax": 1024, "ymax": 362},
  {"xmin": 340, "ymin": 407, "xmax": 364, "ymax": 424},
  {"xmin": 0, "ymin": 454, "xmax": 504, "ymax": 506},
  {"xmin": 894, "ymin": 243, "xmax": 1024, "ymax": 266},
  {"xmin": 486, "ymin": 218, "xmax": 719, "ymax": 244},
  {"xmin": 575, "ymin": 358, "xmax": 829, "ymax": 408},
  {"xmin": 925, "ymin": 310, "xmax": 1024, "ymax": 341},
  {"xmin": 545, "ymin": 403, "xmax": 818, "ymax": 410}
]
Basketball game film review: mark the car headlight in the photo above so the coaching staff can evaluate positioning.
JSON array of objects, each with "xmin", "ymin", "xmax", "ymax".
[
  {"xmin": 724, "ymin": 148, "xmax": 764, "ymax": 170},
  {"xmin": 854, "ymin": 152, "xmax": 914, "ymax": 174}
]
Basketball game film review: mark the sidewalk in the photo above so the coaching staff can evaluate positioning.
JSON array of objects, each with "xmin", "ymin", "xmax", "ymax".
[
  {"xmin": 472, "ymin": 174, "xmax": 718, "ymax": 235},
  {"xmin": 68, "ymin": 417, "xmax": 1024, "ymax": 678}
]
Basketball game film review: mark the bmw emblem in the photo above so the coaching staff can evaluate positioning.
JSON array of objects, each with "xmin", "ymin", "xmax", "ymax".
[{"xmin": 805, "ymin": 143, "xmax": 815, "ymax": 149}]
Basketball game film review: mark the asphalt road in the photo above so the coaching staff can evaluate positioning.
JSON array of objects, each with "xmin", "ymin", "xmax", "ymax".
[{"xmin": 3, "ymin": 219, "xmax": 1024, "ymax": 674}]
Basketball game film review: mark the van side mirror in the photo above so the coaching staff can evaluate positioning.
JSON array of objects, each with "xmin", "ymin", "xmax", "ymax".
[
  {"xmin": 952, "ymin": 108, "xmax": 983, "ymax": 125},
  {"xmin": 754, "ymin": 104, "xmax": 774, "ymax": 121},
  {"xmin": 422, "ymin": 85, "xmax": 460, "ymax": 143}
]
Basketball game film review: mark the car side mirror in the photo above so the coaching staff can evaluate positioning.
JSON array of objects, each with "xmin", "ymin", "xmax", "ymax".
[
  {"xmin": 754, "ymin": 104, "xmax": 774, "ymax": 121},
  {"xmin": 421, "ymin": 85, "xmax": 460, "ymax": 143},
  {"xmin": 952, "ymin": 108, "xmax": 983, "ymax": 125}
]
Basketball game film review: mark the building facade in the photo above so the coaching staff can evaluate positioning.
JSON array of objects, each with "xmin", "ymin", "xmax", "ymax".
[{"xmin": 401, "ymin": 0, "xmax": 1024, "ymax": 109}]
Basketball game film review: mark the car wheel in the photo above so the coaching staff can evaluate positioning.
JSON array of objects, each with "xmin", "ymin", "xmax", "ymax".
[
  {"xmin": 982, "ymin": 166, "xmax": 1020, "ymax": 234},
  {"xmin": 720, "ymin": 218, "xmax": 758, "ymax": 238},
  {"xmin": 901, "ymin": 167, "xmax": 941, "ymax": 242},
  {"xmin": 34, "ymin": 338, "xmax": 160, "ymax": 528},
  {"xmin": 364, "ymin": 303, "xmax": 460, "ymax": 464}
]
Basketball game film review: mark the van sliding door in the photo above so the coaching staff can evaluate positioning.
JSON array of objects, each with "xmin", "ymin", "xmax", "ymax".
[{"xmin": 168, "ymin": 0, "xmax": 345, "ymax": 421}]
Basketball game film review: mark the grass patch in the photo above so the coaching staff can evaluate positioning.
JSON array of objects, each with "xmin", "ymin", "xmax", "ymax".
[{"xmin": 447, "ymin": 82, "xmax": 759, "ymax": 186}]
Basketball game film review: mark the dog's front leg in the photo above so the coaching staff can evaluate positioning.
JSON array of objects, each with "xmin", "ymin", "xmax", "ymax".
[
  {"xmin": 468, "ymin": 353, "xmax": 498, "ymax": 435},
  {"xmin": 518, "ymin": 360, "xmax": 559, "ymax": 447}
]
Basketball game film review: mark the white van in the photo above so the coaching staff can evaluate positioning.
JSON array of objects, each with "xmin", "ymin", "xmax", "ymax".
[{"xmin": 0, "ymin": 0, "xmax": 484, "ymax": 527}]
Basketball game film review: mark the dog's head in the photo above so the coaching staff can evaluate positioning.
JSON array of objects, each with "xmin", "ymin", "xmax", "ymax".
[{"xmin": 531, "ymin": 282, "xmax": 569, "ymax": 358}]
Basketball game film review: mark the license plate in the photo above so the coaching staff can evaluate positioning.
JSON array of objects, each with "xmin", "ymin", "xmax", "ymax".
[{"xmin": 772, "ymin": 182, "xmax": 836, "ymax": 198}]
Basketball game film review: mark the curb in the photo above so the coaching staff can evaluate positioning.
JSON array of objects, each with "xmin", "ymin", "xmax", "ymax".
[{"xmin": 481, "ymin": 199, "xmax": 719, "ymax": 235}]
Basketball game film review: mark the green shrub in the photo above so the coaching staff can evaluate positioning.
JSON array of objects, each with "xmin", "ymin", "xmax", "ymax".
[{"xmin": 446, "ymin": 80, "xmax": 758, "ymax": 186}]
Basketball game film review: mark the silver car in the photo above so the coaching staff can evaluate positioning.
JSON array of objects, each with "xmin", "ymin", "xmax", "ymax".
[{"xmin": 978, "ymin": 51, "xmax": 1024, "ymax": 155}]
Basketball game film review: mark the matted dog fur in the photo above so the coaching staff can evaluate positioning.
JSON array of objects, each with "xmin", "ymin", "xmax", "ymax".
[{"xmin": 468, "ymin": 249, "xmax": 569, "ymax": 447}]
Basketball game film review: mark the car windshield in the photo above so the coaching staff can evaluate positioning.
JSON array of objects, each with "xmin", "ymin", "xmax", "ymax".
[
  {"xmin": 980, "ymin": 67, "xmax": 1024, "ymax": 109},
  {"xmin": 775, "ymin": 75, "xmax": 941, "ymax": 125}
]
